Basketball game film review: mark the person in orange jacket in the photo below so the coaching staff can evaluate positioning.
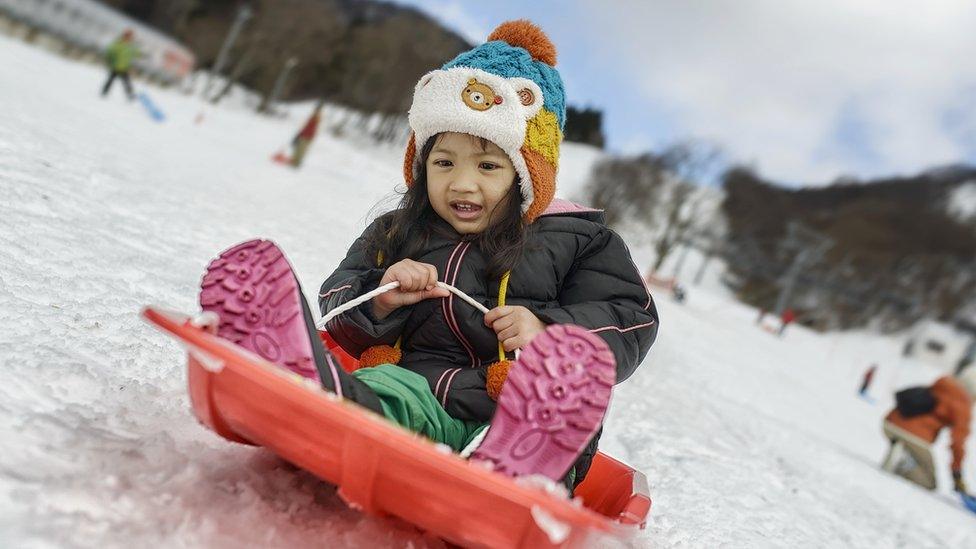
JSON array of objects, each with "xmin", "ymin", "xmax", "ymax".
[{"xmin": 881, "ymin": 368, "xmax": 976, "ymax": 494}]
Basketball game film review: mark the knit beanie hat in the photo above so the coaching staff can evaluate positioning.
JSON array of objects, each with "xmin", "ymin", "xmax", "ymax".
[{"xmin": 404, "ymin": 20, "xmax": 566, "ymax": 224}]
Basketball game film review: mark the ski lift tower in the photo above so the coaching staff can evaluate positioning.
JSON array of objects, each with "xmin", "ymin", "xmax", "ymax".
[
  {"xmin": 774, "ymin": 221, "xmax": 833, "ymax": 317},
  {"xmin": 204, "ymin": 4, "xmax": 252, "ymax": 99}
]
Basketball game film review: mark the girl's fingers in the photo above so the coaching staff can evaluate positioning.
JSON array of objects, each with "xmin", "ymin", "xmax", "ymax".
[
  {"xmin": 386, "ymin": 260, "xmax": 441, "ymax": 292},
  {"xmin": 416, "ymin": 264, "xmax": 438, "ymax": 291},
  {"xmin": 502, "ymin": 336, "xmax": 524, "ymax": 352},
  {"xmin": 390, "ymin": 263, "xmax": 416, "ymax": 291},
  {"xmin": 488, "ymin": 313, "xmax": 514, "ymax": 332},
  {"xmin": 400, "ymin": 267, "xmax": 423, "ymax": 292},
  {"xmin": 496, "ymin": 324, "xmax": 519, "ymax": 342},
  {"xmin": 375, "ymin": 260, "xmax": 447, "ymax": 309},
  {"xmin": 423, "ymin": 286, "xmax": 451, "ymax": 299},
  {"xmin": 411, "ymin": 269, "xmax": 425, "ymax": 291},
  {"xmin": 424, "ymin": 265, "xmax": 439, "ymax": 290},
  {"xmin": 399, "ymin": 287, "xmax": 449, "ymax": 306},
  {"xmin": 491, "ymin": 315, "xmax": 517, "ymax": 334},
  {"xmin": 484, "ymin": 306, "xmax": 514, "ymax": 326},
  {"xmin": 390, "ymin": 269, "xmax": 406, "ymax": 290}
]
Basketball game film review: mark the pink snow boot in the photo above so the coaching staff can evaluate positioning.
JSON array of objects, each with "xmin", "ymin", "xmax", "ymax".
[
  {"xmin": 471, "ymin": 324, "xmax": 615, "ymax": 481},
  {"xmin": 198, "ymin": 239, "xmax": 396, "ymax": 416},
  {"xmin": 199, "ymin": 239, "xmax": 328, "ymax": 382}
]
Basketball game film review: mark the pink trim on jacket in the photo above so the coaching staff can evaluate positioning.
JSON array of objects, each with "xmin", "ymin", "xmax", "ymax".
[
  {"xmin": 440, "ymin": 368, "xmax": 462, "ymax": 407},
  {"xmin": 626, "ymin": 255, "xmax": 654, "ymax": 310},
  {"xmin": 442, "ymin": 241, "xmax": 478, "ymax": 368},
  {"xmin": 434, "ymin": 368, "xmax": 452, "ymax": 399},
  {"xmin": 319, "ymin": 284, "xmax": 352, "ymax": 299},
  {"xmin": 439, "ymin": 241, "xmax": 465, "ymax": 362},
  {"xmin": 589, "ymin": 320, "xmax": 657, "ymax": 335}
]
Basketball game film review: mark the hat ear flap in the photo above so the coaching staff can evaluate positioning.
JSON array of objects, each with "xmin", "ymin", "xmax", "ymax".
[
  {"xmin": 403, "ymin": 133, "xmax": 417, "ymax": 186},
  {"xmin": 521, "ymin": 145, "xmax": 556, "ymax": 223},
  {"xmin": 508, "ymin": 77, "xmax": 544, "ymax": 119}
]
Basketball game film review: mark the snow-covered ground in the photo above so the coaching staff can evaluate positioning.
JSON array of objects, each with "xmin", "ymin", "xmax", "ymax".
[{"xmin": 1, "ymin": 35, "xmax": 974, "ymax": 548}]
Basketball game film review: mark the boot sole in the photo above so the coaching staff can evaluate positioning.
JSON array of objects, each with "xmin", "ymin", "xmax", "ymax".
[
  {"xmin": 199, "ymin": 239, "xmax": 320, "ymax": 381},
  {"xmin": 472, "ymin": 324, "xmax": 615, "ymax": 480}
]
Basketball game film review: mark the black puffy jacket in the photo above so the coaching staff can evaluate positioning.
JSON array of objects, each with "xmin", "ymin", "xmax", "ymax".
[{"xmin": 320, "ymin": 202, "xmax": 658, "ymax": 424}]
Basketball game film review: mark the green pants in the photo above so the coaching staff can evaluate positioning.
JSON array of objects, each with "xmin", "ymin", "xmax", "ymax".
[{"xmin": 352, "ymin": 364, "xmax": 486, "ymax": 452}]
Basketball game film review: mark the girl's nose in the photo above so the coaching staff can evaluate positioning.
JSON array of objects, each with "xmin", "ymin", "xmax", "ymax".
[
  {"xmin": 448, "ymin": 169, "xmax": 479, "ymax": 192},
  {"xmin": 449, "ymin": 179, "xmax": 478, "ymax": 192}
]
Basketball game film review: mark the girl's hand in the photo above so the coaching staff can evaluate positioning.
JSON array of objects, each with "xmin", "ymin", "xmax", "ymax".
[
  {"xmin": 484, "ymin": 306, "xmax": 547, "ymax": 352},
  {"xmin": 372, "ymin": 259, "xmax": 450, "ymax": 320}
]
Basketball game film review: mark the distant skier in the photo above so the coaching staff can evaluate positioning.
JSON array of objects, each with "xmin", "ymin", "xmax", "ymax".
[
  {"xmin": 880, "ymin": 368, "xmax": 976, "ymax": 495},
  {"xmin": 859, "ymin": 364, "xmax": 878, "ymax": 396},
  {"xmin": 101, "ymin": 30, "xmax": 138, "ymax": 100},
  {"xmin": 671, "ymin": 283, "xmax": 686, "ymax": 303},
  {"xmin": 289, "ymin": 101, "xmax": 324, "ymax": 168},
  {"xmin": 778, "ymin": 308, "xmax": 796, "ymax": 336}
]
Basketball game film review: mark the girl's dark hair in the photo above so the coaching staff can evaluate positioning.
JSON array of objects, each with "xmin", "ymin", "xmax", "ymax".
[{"xmin": 365, "ymin": 134, "xmax": 527, "ymax": 280}]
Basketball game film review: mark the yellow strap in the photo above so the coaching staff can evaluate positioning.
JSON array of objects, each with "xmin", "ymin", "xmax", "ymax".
[{"xmin": 497, "ymin": 271, "xmax": 511, "ymax": 361}]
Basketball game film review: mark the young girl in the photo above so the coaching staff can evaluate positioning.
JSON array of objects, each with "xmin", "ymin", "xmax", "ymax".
[{"xmin": 200, "ymin": 20, "xmax": 658, "ymax": 489}]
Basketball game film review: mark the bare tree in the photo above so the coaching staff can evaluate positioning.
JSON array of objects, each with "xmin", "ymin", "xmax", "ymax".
[
  {"xmin": 584, "ymin": 153, "xmax": 666, "ymax": 227},
  {"xmin": 650, "ymin": 180, "xmax": 696, "ymax": 272},
  {"xmin": 585, "ymin": 140, "xmax": 724, "ymax": 273},
  {"xmin": 649, "ymin": 141, "xmax": 725, "ymax": 270}
]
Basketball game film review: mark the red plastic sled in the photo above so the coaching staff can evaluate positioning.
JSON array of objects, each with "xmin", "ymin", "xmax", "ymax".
[{"xmin": 143, "ymin": 307, "xmax": 651, "ymax": 548}]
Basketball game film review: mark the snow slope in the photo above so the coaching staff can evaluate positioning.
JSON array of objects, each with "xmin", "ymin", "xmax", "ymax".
[{"xmin": 1, "ymin": 35, "xmax": 974, "ymax": 548}]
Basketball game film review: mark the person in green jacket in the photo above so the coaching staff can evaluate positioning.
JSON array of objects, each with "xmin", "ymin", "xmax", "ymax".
[{"xmin": 101, "ymin": 30, "xmax": 137, "ymax": 99}]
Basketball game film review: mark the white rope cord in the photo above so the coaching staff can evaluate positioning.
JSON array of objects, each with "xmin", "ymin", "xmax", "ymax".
[
  {"xmin": 315, "ymin": 281, "xmax": 519, "ymax": 359},
  {"xmin": 315, "ymin": 281, "xmax": 489, "ymax": 330}
]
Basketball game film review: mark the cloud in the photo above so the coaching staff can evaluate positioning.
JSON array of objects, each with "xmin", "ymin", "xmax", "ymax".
[
  {"xmin": 578, "ymin": 0, "xmax": 976, "ymax": 183},
  {"xmin": 396, "ymin": 0, "xmax": 490, "ymax": 45}
]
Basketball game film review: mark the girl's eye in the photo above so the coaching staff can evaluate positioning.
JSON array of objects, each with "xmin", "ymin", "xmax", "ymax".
[
  {"xmin": 433, "ymin": 159, "xmax": 452, "ymax": 167},
  {"xmin": 480, "ymin": 162, "xmax": 498, "ymax": 170}
]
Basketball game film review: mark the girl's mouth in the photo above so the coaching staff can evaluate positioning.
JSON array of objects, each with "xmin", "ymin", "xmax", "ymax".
[{"xmin": 450, "ymin": 201, "xmax": 483, "ymax": 220}]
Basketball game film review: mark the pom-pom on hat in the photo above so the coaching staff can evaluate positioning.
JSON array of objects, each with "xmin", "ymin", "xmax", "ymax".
[{"xmin": 404, "ymin": 20, "xmax": 566, "ymax": 224}]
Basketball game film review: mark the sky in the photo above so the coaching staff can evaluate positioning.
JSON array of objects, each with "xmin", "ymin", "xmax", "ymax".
[{"xmin": 392, "ymin": 0, "xmax": 976, "ymax": 186}]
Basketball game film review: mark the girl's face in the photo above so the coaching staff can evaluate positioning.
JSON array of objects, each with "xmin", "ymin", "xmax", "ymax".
[{"xmin": 425, "ymin": 132, "xmax": 517, "ymax": 234}]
